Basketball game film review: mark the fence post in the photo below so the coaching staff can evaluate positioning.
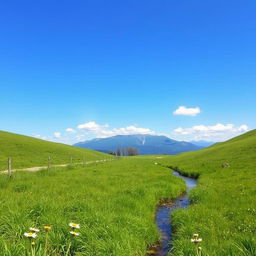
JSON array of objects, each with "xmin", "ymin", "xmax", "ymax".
[
  {"xmin": 8, "ymin": 157, "xmax": 12, "ymax": 177},
  {"xmin": 48, "ymin": 156, "xmax": 51, "ymax": 170}
]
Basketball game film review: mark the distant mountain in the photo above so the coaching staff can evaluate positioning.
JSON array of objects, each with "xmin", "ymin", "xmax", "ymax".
[
  {"xmin": 190, "ymin": 140, "xmax": 216, "ymax": 148},
  {"xmin": 74, "ymin": 134, "xmax": 202, "ymax": 155}
]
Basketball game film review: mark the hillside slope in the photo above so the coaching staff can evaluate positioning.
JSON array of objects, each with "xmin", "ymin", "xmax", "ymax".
[
  {"xmin": 0, "ymin": 131, "xmax": 106, "ymax": 170},
  {"xmin": 74, "ymin": 134, "xmax": 202, "ymax": 155},
  {"xmin": 157, "ymin": 129, "xmax": 256, "ymax": 255},
  {"xmin": 163, "ymin": 129, "xmax": 256, "ymax": 176}
]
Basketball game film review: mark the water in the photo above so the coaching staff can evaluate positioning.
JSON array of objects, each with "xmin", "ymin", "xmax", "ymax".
[{"xmin": 148, "ymin": 171, "xmax": 197, "ymax": 256}]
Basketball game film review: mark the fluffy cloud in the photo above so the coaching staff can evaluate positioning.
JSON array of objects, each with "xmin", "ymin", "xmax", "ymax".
[
  {"xmin": 54, "ymin": 132, "xmax": 61, "ymax": 138},
  {"xmin": 173, "ymin": 123, "xmax": 249, "ymax": 141},
  {"xmin": 66, "ymin": 128, "xmax": 76, "ymax": 133},
  {"xmin": 33, "ymin": 134, "xmax": 42, "ymax": 138},
  {"xmin": 77, "ymin": 121, "xmax": 108, "ymax": 132},
  {"xmin": 75, "ymin": 134, "xmax": 85, "ymax": 141},
  {"xmin": 111, "ymin": 126, "xmax": 154, "ymax": 136},
  {"xmin": 173, "ymin": 106, "xmax": 201, "ymax": 116},
  {"xmin": 77, "ymin": 121, "xmax": 155, "ymax": 138}
]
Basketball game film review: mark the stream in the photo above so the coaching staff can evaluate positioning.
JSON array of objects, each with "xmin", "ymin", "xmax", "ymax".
[{"xmin": 148, "ymin": 171, "xmax": 197, "ymax": 256}]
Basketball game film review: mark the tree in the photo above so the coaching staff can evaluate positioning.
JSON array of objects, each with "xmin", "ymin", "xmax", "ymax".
[
  {"xmin": 116, "ymin": 147, "xmax": 121, "ymax": 156},
  {"xmin": 122, "ymin": 147, "xmax": 127, "ymax": 156},
  {"xmin": 127, "ymin": 147, "xmax": 139, "ymax": 156}
]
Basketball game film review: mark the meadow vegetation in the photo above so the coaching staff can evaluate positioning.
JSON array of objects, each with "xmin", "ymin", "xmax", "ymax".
[
  {"xmin": 156, "ymin": 130, "xmax": 256, "ymax": 255},
  {"xmin": 0, "ymin": 131, "xmax": 106, "ymax": 170},
  {"xmin": 0, "ymin": 158, "xmax": 185, "ymax": 256},
  {"xmin": 1, "ymin": 130, "xmax": 255, "ymax": 256}
]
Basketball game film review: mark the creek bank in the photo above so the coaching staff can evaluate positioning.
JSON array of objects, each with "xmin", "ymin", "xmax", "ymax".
[{"xmin": 147, "ymin": 170, "xmax": 197, "ymax": 256}]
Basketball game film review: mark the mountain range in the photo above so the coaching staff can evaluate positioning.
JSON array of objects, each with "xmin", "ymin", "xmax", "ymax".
[
  {"xmin": 74, "ymin": 134, "xmax": 205, "ymax": 155},
  {"xmin": 190, "ymin": 140, "xmax": 215, "ymax": 147}
]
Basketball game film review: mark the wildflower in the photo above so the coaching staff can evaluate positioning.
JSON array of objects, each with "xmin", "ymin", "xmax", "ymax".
[
  {"xmin": 24, "ymin": 232, "xmax": 37, "ymax": 239},
  {"xmin": 70, "ymin": 231, "xmax": 80, "ymax": 236},
  {"xmin": 31, "ymin": 241, "xmax": 36, "ymax": 246},
  {"xmin": 191, "ymin": 238, "xmax": 202, "ymax": 243},
  {"xmin": 43, "ymin": 225, "xmax": 52, "ymax": 231},
  {"xmin": 29, "ymin": 227, "xmax": 40, "ymax": 233},
  {"xmin": 69, "ymin": 222, "xmax": 80, "ymax": 229},
  {"xmin": 191, "ymin": 233, "xmax": 202, "ymax": 243}
]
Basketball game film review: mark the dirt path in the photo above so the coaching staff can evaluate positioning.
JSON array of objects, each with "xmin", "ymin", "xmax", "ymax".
[{"xmin": 0, "ymin": 159, "xmax": 110, "ymax": 174}]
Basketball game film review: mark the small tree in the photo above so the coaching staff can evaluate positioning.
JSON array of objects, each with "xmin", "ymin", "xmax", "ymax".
[
  {"xmin": 116, "ymin": 147, "xmax": 121, "ymax": 156},
  {"xmin": 127, "ymin": 147, "xmax": 139, "ymax": 156},
  {"xmin": 122, "ymin": 147, "xmax": 128, "ymax": 156}
]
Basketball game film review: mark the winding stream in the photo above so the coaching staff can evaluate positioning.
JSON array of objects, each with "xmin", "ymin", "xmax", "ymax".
[{"xmin": 148, "ymin": 171, "xmax": 197, "ymax": 256}]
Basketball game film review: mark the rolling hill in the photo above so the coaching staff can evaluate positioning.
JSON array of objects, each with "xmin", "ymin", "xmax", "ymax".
[
  {"xmin": 0, "ymin": 130, "xmax": 107, "ymax": 170},
  {"xmin": 157, "ymin": 129, "xmax": 256, "ymax": 255},
  {"xmin": 74, "ymin": 134, "xmax": 202, "ymax": 155},
  {"xmin": 161, "ymin": 129, "xmax": 256, "ymax": 176}
]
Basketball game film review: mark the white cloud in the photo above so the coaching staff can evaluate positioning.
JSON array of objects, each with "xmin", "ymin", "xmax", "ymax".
[
  {"xmin": 110, "ymin": 126, "xmax": 155, "ymax": 136},
  {"xmin": 54, "ymin": 132, "xmax": 61, "ymax": 138},
  {"xmin": 173, "ymin": 106, "xmax": 201, "ymax": 116},
  {"xmin": 173, "ymin": 123, "xmax": 249, "ymax": 141},
  {"xmin": 75, "ymin": 134, "xmax": 85, "ymax": 141},
  {"xmin": 77, "ymin": 121, "xmax": 155, "ymax": 138},
  {"xmin": 32, "ymin": 134, "xmax": 51, "ymax": 141},
  {"xmin": 238, "ymin": 125, "xmax": 249, "ymax": 132},
  {"xmin": 33, "ymin": 134, "xmax": 42, "ymax": 138},
  {"xmin": 77, "ymin": 121, "xmax": 108, "ymax": 131},
  {"xmin": 66, "ymin": 128, "xmax": 76, "ymax": 133}
]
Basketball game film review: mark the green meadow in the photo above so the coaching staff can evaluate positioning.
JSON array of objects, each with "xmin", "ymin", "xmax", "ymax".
[
  {"xmin": 156, "ymin": 129, "xmax": 256, "ymax": 255},
  {"xmin": 0, "ymin": 130, "xmax": 255, "ymax": 255},
  {"xmin": 0, "ymin": 131, "xmax": 106, "ymax": 170},
  {"xmin": 0, "ymin": 158, "xmax": 185, "ymax": 256}
]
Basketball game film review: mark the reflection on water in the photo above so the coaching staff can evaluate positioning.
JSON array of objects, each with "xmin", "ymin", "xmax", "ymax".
[{"xmin": 150, "ymin": 171, "xmax": 197, "ymax": 256}]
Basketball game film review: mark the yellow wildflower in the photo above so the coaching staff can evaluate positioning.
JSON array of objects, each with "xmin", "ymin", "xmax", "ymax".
[{"xmin": 44, "ymin": 225, "xmax": 52, "ymax": 231}]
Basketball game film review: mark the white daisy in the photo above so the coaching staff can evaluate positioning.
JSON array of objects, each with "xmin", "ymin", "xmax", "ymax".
[
  {"xmin": 191, "ymin": 238, "xmax": 202, "ymax": 243},
  {"xmin": 70, "ymin": 231, "xmax": 80, "ymax": 236},
  {"xmin": 69, "ymin": 222, "xmax": 80, "ymax": 229},
  {"xmin": 24, "ymin": 232, "xmax": 37, "ymax": 238},
  {"xmin": 29, "ymin": 227, "xmax": 40, "ymax": 233}
]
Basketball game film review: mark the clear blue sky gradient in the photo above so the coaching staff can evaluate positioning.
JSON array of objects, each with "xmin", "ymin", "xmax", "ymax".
[{"xmin": 1, "ymin": 0, "xmax": 255, "ymax": 142}]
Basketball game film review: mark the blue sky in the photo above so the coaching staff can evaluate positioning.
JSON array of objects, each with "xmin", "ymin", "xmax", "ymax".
[{"xmin": 1, "ymin": 0, "xmax": 255, "ymax": 144}]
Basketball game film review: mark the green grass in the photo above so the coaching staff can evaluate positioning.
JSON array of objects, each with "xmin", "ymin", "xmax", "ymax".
[
  {"xmin": 155, "ymin": 129, "xmax": 256, "ymax": 256},
  {"xmin": 0, "ymin": 131, "xmax": 107, "ymax": 170},
  {"xmin": 0, "ymin": 158, "xmax": 185, "ymax": 256},
  {"xmin": 2, "ymin": 129, "xmax": 256, "ymax": 255}
]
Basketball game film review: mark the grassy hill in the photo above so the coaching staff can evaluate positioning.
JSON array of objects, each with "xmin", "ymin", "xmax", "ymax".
[
  {"xmin": 157, "ymin": 129, "xmax": 256, "ymax": 255},
  {"xmin": 0, "ymin": 131, "xmax": 107, "ymax": 170},
  {"xmin": 0, "ymin": 129, "xmax": 255, "ymax": 255},
  {"xmin": 161, "ymin": 129, "xmax": 256, "ymax": 176}
]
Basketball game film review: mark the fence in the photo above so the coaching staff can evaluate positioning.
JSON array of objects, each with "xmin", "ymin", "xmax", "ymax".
[{"xmin": 2, "ymin": 155, "xmax": 119, "ymax": 177}]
